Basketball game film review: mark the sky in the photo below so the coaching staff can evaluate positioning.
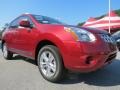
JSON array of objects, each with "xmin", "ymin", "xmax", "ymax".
[{"xmin": 0, "ymin": 0, "xmax": 119, "ymax": 29}]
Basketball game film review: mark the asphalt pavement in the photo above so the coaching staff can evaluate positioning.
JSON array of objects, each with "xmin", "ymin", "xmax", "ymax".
[{"xmin": 0, "ymin": 42, "xmax": 120, "ymax": 90}]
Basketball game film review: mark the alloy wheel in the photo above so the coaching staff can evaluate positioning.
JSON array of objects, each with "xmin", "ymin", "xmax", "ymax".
[{"xmin": 39, "ymin": 51, "xmax": 57, "ymax": 78}]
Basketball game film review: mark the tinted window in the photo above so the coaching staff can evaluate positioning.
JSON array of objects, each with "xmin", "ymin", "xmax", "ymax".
[
  {"xmin": 9, "ymin": 15, "xmax": 34, "ymax": 28},
  {"xmin": 113, "ymin": 31, "xmax": 120, "ymax": 36},
  {"xmin": 9, "ymin": 18, "xmax": 19, "ymax": 28}
]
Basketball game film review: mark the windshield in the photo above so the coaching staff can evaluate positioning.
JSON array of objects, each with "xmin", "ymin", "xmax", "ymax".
[
  {"xmin": 32, "ymin": 15, "xmax": 66, "ymax": 25},
  {"xmin": 112, "ymin": 31, "xmax": 120, "ymax": 36}
]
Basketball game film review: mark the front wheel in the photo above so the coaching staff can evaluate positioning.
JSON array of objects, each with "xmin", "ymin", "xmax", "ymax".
[
  {"xmin": 37, "ymin": 45, "xmax": 65, "ymax": 83},
  {"xmin": 2, "ymin": 43, "xmax": 13, "ymax": 60}
]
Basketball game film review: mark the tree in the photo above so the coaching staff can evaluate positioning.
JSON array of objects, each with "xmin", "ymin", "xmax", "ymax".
[
  {"xmin": 115, "ymin": 9, "xmax": 120, "ymax": 16},
  {"xmin": 77, "ymin": 22, "xmax": 85, "ymax": 26}
]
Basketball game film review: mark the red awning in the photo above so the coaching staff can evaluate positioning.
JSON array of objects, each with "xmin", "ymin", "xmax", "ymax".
[
  {"xmin": 83, "ymin": 11, "xmax": 120, "ymax": 31},
  {"xmin": 83, "ymin": 17, "xmax": 97, "ymax": 26}
]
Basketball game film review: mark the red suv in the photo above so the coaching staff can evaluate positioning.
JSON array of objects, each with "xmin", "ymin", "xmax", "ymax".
[{"xmin": 2, "ymin": 14, "xmax": 117, "ymax": 82}]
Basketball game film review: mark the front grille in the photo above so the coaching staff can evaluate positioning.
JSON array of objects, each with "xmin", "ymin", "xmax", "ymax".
[
  {"xmin": 109, "ymin": 43, "xmax": 116, "ymax": 51},
  {"xmin": 100, "ymin": 34, "xmax": 115, "ymax": 43},
  {"xmin": 105, "ymin": 53, "xmax": 116, "ymax": 63}
]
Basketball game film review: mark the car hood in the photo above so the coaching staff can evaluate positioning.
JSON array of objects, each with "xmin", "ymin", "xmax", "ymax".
[{"xmin": 63, "ymin": 25, "xmax": 109, "ymax": 34}]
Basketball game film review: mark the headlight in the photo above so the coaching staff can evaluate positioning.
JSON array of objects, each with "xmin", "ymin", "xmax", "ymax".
[{"xmin": 64, "ymin": 27, "xmax": 96, "ymax": 42}]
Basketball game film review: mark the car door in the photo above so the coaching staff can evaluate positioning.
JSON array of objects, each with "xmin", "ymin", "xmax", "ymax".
[
  {"xmin": 6, "ymin": 17, "xmax": 21, "ymax": 51},
  {"xmin": 15, "ymin": 16, "xmax": 38, "ymax": 58}
]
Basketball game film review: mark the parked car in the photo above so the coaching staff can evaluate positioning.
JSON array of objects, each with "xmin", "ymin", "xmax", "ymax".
[
  {"xmin": 0, "ymin": 31, "xmax": 2, "ymax": 40},
  {"xmin": 0, "ymin": 30, "xmax": 5, "ymax": 40},
  {"xmin": 112, "ymin": 31, "xmax": 120, "ymax": 51},
  {"xmin": 1, "ymin": 14, "xmax": 117, "ymax": 82}
]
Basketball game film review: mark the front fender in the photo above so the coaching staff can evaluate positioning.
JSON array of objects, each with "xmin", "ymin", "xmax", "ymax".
[{"xmin": 35, "ymin": 33, "xmax": 81, "ymax": 69}]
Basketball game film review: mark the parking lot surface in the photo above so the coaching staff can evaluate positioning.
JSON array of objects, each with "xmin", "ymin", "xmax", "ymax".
[{"xmin": 0, "ymin": 42, "xmax": 120, "ymax": 90}]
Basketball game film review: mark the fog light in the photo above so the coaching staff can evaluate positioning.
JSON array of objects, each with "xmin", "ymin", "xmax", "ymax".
[{"xmin": 86, "ymin": 56, "xmax": 94, "ymax": 64}]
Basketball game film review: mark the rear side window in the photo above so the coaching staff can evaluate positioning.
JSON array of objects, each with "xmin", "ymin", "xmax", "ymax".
[
  {"xmin": 9, "ymin": 18, "xmax": 19, "ymax": 28},
  {"xmin": 9, "ymin": 15, "xmax": 34, "ymax": 29}
]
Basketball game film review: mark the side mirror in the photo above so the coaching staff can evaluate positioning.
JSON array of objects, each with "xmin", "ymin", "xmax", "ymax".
[{"xmin": 19, "ymin": 20, "xmax": 31, "ymax": 28}]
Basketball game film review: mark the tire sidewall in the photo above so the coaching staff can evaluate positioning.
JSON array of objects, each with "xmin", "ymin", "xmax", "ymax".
[
  {"xmin": 2, "ymin": 43, "xmax": 13, "ymax": 60},
  {"xmin": 37, "ymin": 45, "xmax": 63, "ymax": 82},
  {"xmin": 2, "ymin": 43, "xmax": 8, "ymax": 59}
]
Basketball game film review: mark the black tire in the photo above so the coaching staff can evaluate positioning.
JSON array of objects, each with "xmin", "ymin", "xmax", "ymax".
[
  {"xmin": 119, "ymin": 48, "xmax": 120, "ymax": 51},
  {"xmin": 2, "ymin": 43, "xmax": 13, "ymax": 60},
  {"xmin": 37, "ymin": 45, "xmax": 65, "ymax": 83}
]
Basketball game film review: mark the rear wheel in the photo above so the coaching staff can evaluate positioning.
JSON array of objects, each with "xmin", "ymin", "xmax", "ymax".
[
  {"xmin": 37, "ymin": 45, "xmax": 65, "ymax": 82},
  {"xmin": 2, "ymin": 43, "xmax": 13, "ymax": 60}
]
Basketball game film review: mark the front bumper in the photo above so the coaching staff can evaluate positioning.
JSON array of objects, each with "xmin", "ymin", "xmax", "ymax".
[
  {"xmin": 69, "ymin": 51, "xmax": 116, "ymax": 73},
  {"xmin": 62, "ymin": 39, "xmax": 117, "ymax": 73}
]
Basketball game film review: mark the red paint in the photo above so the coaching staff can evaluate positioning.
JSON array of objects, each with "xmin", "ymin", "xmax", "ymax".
[{"xmin": 2, "ymin": 14, "xmax": 117, "ymax": 72}]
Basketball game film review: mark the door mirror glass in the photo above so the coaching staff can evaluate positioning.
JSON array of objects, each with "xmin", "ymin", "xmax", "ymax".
[{"xmin": 19, "ymin": 19, "xmax": 31, "ymax": 28}]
